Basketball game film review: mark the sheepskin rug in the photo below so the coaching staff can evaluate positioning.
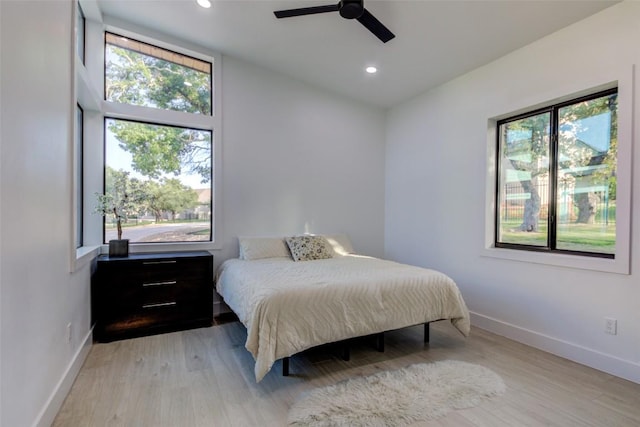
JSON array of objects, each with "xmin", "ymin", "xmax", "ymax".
[{"xmin": 288, "ymin": 360, "xmax": 505, "ymax": 426}]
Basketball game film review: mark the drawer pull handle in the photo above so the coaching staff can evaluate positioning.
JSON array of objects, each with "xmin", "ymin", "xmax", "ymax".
[
  {"xmin": 143, "ymin": 260, "xmax": 177, "ymax": 265},
  {"xmin": 142, "ymin": 302, "xmax": 177, "ymax": 309},
  {"xmin": 143, "ymin": 280, "xmax": 177, "ymax": 287}
]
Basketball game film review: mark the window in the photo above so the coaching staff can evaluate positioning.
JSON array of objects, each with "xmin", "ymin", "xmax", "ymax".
[
  {"xmin": 103, "ymin": 118, "xmax": 212, "ymax": 243},
  {"xmin": 496, "ymin": 89, "xmax": 617, "ymax": 258},
  {"xmin": 75, "ymin": 104, "xmax": 84, "ymax": 248},
  {"xmin": 103, "ymin": 32, "xmax": 215, "ymax": 245},
  {"xmin": 76, "ymin": 1, "xmax": 85, "ymax": 63},
  {"xmin": 105, "ymin": 32, "xmax": 212, "ymax": 115}
]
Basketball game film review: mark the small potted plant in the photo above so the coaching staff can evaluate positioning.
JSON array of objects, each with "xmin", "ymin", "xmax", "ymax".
[{"xmin": 95, "ymin": 171, "xmax": 140, "ymax": 257}]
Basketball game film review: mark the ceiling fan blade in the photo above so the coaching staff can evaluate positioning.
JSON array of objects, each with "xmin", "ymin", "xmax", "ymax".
[
  {"xmin": 357, "ymin": 8, "xmax": 395, "ymax": 43},
  {"xmin": 274, "ymin": 4, "xmax": 339, "ymax": 19}
]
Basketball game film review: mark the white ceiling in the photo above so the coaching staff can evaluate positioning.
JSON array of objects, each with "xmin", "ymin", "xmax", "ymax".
[{"xmin": 95, "ymin": 0, "xmax": 619, "ymax": 108}]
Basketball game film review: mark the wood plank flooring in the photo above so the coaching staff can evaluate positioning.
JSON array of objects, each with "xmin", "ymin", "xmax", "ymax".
[{"xmin": 53, "ymin": 320, "xmax": 640, "ymax": 426}]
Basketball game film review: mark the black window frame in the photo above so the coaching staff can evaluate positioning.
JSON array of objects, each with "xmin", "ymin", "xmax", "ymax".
[
  {"xmin": 103, "ymin": 31, "xmax": 213, "ymax": 116},
  {"xmin": 495, "ymin": 87, "xmax": 618, "ymax": 259},
  {"xmin": 75, "ymin": 103, "xmax": 84, "ymax": 248},
  {"xmin": 102, "ymin": 116, "xmax": 214, "ymax": 245}
]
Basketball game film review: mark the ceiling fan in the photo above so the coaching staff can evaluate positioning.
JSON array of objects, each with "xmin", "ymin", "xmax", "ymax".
[{"xmin": 273, "ymin": 0, "xmax": 395, "ymax": 43}]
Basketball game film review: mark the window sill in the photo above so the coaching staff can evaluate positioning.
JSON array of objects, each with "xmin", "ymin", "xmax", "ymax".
[
  {"xmin": 99, "ymin": 241, "xmax": 222, "ymax": 255},
  {"xmin": 72, "ymin": 245, "xmax": 101, "ymax": 272},
  {"xmin": 480, "ymin": 246, "xmax": 629, "ymax": 275}
]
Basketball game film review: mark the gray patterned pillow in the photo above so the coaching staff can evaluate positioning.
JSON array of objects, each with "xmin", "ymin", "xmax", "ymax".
[{"xmin": 285, "ymin": 235, "xmax": 333, "ymax": 262}]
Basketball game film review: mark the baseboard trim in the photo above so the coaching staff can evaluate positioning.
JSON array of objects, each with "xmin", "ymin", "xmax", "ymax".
[
  {"xmin": 470, "ymin": 311, "xmax": 640, "ymax": 384},
  {"xmin": 33, "ymin": 329, "xmax": 93, "ymax": 427}
]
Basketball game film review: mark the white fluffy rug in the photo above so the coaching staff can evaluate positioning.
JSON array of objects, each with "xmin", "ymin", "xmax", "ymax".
[{"xmin": 288, "ymin": 360, "xmax": 506, "ymax": 426}]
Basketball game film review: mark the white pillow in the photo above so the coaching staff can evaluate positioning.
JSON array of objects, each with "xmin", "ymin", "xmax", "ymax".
[
  {"xmin": 238, "ymin": 236, "xmax": 291, "ymax": 260},
  {"xmin": 323, "ymin": 234, "xmax": 355, "ymax": 256}
]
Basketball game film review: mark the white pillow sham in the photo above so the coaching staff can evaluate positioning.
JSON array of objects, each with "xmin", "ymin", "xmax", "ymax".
[{"xmin": 238, "ymin": 236, "xmax": 291, "ymax": 260}]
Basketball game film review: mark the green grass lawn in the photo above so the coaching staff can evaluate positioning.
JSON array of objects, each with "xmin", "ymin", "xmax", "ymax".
[
  {"xmin": 105, "ymin": 218, "xmax": 208, "ymax": 229},
  {"xmin": 500, "ymin": 220, "xmax": 615, "ymax": 254}
]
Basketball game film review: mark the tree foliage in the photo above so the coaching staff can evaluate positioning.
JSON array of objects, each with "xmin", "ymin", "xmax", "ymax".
[
  {"xmin": 145, "ymin": 178, "xmax": 199, "ymax": 222},
  {"xmin": 105, "ymin": 45, "xmax": 210, "ymax": 114},
  {"xmin": 100, "ymin": 168, "xmax": 200, "ymax": 229},
  {"xmin": 502, "ymin": 92, "xmax": 617, "ymax": 229},
  {"xmin": 105, "ymin": 42, "xmax": 212, "ymax": 184},
  {"xmin": 108, "ymin": 120, "xmax": 211, "ymax": 183}
]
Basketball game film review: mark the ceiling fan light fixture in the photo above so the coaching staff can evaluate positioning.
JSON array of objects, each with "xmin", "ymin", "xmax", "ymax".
[
  {"xmin": 365, "ymin": 66, "xmax": 377, "ymax": 74},
  {"xmin": 339, "ymin": 0, "xmax": 364, "ymax": 19},
  {"xmin": 273, "ymin": 0, "xmax": 395, "ymax": 43},
  {"xmin": 196, "ymin": 0, "xmax": 212, "ymax": 9}
]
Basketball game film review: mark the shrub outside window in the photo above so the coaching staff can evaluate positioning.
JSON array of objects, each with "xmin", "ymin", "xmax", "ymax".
[{"xmin": 496, "ymin": 89, "xmax": 617, "ymax": 258}]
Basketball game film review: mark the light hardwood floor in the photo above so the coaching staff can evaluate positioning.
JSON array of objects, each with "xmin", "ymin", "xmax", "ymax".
[{"xmin": 53, "ymin": 319, "xmax": 640, "ymax": 426}]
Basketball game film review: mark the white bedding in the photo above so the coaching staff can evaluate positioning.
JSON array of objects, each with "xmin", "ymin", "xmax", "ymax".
[{"xmin": 216, "ymin": 255, "xmax": 470, "ymax": 381}]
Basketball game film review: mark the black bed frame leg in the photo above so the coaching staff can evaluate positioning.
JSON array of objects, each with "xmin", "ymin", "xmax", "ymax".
[
  {"xmin": 376, "ymin": 331, "xmax": 385, "ymax": 352},
  {"xmin": 424, "ymin": 322, "xmax": 430, "ymax": 343},
  {"xmin": 282, "ymin": 357, "xmax": 289, "ymax": 376},
  {"xmin": 342, "ymin": 345, "xmax": 350, "ymax": 361}
]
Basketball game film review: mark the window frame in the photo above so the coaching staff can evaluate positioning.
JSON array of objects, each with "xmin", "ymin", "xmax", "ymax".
[
  {"xmin": 75, "ymin": 103, "xmax": 84, "ymax": 249},
  {"xmin": 71, "ymin": 15, "xmax": 222, "ymax": 271},
  {"xmin": 100, "ymin": 27, "xmax": 220, "ymax": 253},
  {"xmin": 494, "ymin": 88, "xmax": 618, "ymax": 259},
  {"xmin": 102, "ymin": 116, "xmax": 214, "ymax": 245},
  {"xmin": 76, "ymin": 1, "xmax": 85, "ymax": 64},
  {"xmin": 104, "ymin": 31, "xmax": 213, "ymax": 116},
  {"xmin": 483, "ymin": 74, "xmax": 632, "ymax": 275}
]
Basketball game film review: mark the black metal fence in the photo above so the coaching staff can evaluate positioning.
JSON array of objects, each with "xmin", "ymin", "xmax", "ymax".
[{"xmin": 501, "ymin": 182, "xmax": 614, "ymax": 224}]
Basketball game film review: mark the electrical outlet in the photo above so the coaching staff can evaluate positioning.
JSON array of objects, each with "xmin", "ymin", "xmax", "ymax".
[
  {"xmin": 66, "ymin": 322, "xmax": 72, "ymax": 343},
  {"xmin": 604, "ymin": 317, "xmax": 617, "ymax": 335}
]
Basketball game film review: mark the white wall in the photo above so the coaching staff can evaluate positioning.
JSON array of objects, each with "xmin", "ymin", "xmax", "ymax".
[
  {"xmin": 218, "ymin": 55, "xmax": 386, "ymax": 264},
  {"xmin": 1, "ymin": 1, "xmax": 93, "ymax": 427},
  {"xmin": 0, "ymin": 3, "xmax": 386, "ymax": 426},
  {"xmin": 385, "ymin": 1, "xmax": 640, "ymax": 383}
]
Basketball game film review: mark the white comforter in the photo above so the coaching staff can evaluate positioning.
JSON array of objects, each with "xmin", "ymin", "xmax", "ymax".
[{"xmin": 216, "ymin": 255, "xmax": 470, "ymax": 381}]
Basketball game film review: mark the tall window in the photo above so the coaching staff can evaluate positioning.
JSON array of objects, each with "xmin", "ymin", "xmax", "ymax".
[
  {"xmin": 76, "ymin": 1, "xmax": 85, "ymax": 64},
  {"xmin": 105, "ymin": 32, "xmax": 211, "ymax": 114},
  {"xmin": 75, "ymin": 104, "xmax": 84, "ymax": 248},
  {"xmin": 104, "ymin": 32, "xmax": 214, "ymax": 244},
  {"xmin": 496, "ymin": 89, "xmax": 617, "ymax": 258}
]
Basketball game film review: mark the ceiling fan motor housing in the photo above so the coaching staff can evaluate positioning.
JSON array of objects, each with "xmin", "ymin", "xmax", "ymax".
[{"xmin": 339, "ymin": 0, "xmax": 364, "ymax": 19}]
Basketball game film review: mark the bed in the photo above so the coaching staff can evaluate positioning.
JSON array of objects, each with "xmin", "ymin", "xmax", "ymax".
[{"xmin": 216, "ymin": 235, "xmax": 470, "ymax": 382}]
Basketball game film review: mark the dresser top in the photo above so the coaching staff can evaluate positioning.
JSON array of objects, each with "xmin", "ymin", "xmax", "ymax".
[{"xmin": 97, "ymin": 251, "xmax": 212, "ymax": 262}]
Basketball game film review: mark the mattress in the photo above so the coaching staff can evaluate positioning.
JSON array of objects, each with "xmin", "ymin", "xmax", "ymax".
[{"xmin": 216, "ymin": 254, "xmax": 470, "ymax": 381}]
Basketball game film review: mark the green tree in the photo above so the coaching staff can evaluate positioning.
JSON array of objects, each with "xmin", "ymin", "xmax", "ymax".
[
  {"xmin": 502, "ymin": 92, "xmax": 617, "ymax": 231},
  {"xmin": 501, "ymin": 114, "xmax": 550, "ymax": 232},
  {"xmin": 105, "ymin": 45, "xmax": 210, "ymax": 114},
  {"xmin": 105, "ymin": 42, "xmax": 212, "ymax": 184},
  {"xmin": 146, "ymin": 179, "xmax": 199, "ymax": 222},
  {"xmin": 558, "ymin": 94, "xmax": 617, "ymax": 224},
  {"xmin": 107, "ymin": 120, "xmax": 211, "ymax": 183}
]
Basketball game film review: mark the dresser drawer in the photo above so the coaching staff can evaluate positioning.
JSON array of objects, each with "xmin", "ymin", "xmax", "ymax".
[{"xmin": 98, "ymin": 256, "xmax": 209, "ymax": 285}]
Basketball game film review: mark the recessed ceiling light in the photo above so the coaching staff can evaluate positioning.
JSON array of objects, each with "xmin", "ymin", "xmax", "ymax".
[
  {"xmin": 365, "ymin": 66, "xmax": 378, "ymax": 74},
  {"xmin": 196, "ymin": 0, "xmax": 212, "ymax": 8}
]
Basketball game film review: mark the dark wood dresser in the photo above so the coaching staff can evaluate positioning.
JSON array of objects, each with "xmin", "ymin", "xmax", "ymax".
[{"xmin": 91, "ymin": 251, "xmax": 213, "ymax": 342}]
